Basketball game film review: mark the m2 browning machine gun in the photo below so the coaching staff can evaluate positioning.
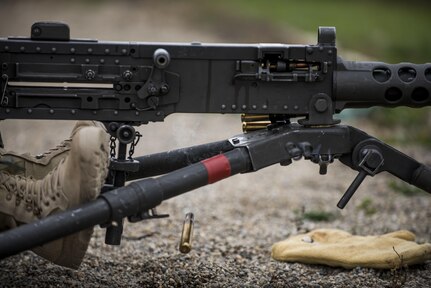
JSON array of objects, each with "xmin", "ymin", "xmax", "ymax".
[{"xmin": 0, "ymin": 22, "xmax": 430, "ymax": 258}]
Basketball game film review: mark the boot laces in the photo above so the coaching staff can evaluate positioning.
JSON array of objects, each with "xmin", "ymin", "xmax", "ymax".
[{"xmin": 0, "ymin": 159, "xmax": 64, "ymax": 218}]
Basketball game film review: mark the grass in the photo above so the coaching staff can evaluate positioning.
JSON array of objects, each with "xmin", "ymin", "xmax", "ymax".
[
  {"xmin": 388, "ymin": 179, "xmax": 423, "ymax": 196},
  {"xmin": 356, "ymin": 197, "xmax": 377, "ymax": 216},
  {"xmin": 302, "ymin": 210, "xmax": 334, "ymax": 222},
  {"xmin": 368, "ymin": 107, "xmax": 431, "ymax": 147}
]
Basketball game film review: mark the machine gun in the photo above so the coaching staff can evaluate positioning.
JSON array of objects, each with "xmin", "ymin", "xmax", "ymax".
[{"xmin": 0, "ymin": 22, "xmax": 430, "ymax": 258}]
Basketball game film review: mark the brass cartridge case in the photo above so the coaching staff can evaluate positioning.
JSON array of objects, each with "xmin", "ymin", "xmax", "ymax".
[{"xmin": 179, "ymin": 212, "xmax": 194, "ymax": 253}]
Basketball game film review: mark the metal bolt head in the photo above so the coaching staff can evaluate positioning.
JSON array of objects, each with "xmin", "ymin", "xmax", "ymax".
[
  {"xmin": 122, "ymin": 70, "xmax": 133, "ymax": 81},
  {"xmin": 289, "ymin": 148, "xmax": 302, "ymax": 160},
  {"xmin": 314, "ymin": 98, "xmax": 328, "ymax": 112},
  {"xmin": 32, "ymin": 26, "xmax": 42, "ymax": 36},
  {"xmin": 147, "ymin": 86, "xmax": 158, "ymax": 95},
  {"xmin": 160, "ymin": 84, "xmax": 170, "ymax": 94},
  {"xmin": 285, "ymin": 142, "xmax": 302, "ymax": 160},
  {"xmin": 85, "ymin": 69, "xmax": 96, "ymax": 80},
  {"xmin": 361, "ymin": 148, "xmax": 383, "ymax": 169}
]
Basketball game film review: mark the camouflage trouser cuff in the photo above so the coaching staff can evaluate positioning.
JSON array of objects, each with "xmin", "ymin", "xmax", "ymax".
[{"xmin": 0, "ymin": 144, "xmax": 25, "ymax": 174}]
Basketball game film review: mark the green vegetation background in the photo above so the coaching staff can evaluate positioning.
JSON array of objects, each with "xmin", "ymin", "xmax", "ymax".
[{"xmin": 217, "ymin": 0, "xmax": 430, "ymax": 63}]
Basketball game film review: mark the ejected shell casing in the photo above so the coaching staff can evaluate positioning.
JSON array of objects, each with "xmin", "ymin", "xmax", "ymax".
[
  {"xmin": 179, "ymin": 212, "xmax": 194, "ymax": 254},
  {"xmin": 240, "ymin": 114, "xmax": 270, "ymax": 122},
  {"xmin": 242, "ymin": 121, "xmax": 271, "ymax": 132}
]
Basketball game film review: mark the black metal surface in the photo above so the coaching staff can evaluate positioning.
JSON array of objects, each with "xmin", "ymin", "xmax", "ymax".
[
  {"xmin": 337, "ymin": 170, "xmax": 368, "ymax": 209},
  {"xmin": 0, "ymin": 199, "xmax": 110, "ymax": 259},
  {"xmin": 31, "ymin": 22, "xmax": 70, "ymax": 41},
  {"xmin": 335, "ymin": 60, "xmax": 431, "ymax": 110},
  {"xmin": 128, "ymin": 140, "xmax": 234, "ymax": 180},
  {"xmin": 229, "ymin": 124, "xmax": 431, "ymax": 202},
  {"xmin": 412, "ymin": 165, "xmax": 431, "ymax": 193},
  {"xmin": 1, "ymin": 23, "xmax": 429, "ymax": 126},
  {"xmin": 0, "ymin": 148, "xmax": 251, "ymax": 259},
  {"xmin": 339, "ymin": 127, "xmax": 427, "ymax": 188},
  {"xmin": 229, "ymin": 124, "xmax": 351, "ymax": 171},
  {"xmin": 104, "ymin": 140, "xmax": 127, "ymax": 245}
]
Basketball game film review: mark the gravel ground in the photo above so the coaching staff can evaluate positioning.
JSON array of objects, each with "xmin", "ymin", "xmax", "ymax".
[{"xmin": 0, "ymin": 1, "xmax": 430, "ymax": 287}]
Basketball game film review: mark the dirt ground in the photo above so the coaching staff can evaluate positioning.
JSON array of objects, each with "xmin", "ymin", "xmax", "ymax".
[{"xmin": 0, "ymin": 1, "xmax": 430, "ymax": 287}]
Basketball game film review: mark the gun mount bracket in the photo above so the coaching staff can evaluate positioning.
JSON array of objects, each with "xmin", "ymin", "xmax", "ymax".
[
  {"xmin": 317, "ymin": 154, "xmax": 334, "ymax": 175},
  {"xmin": 134, "ymin": 49, "xmax": 174, "ymax": 111},
  {"xmin": 103, "ymin": 122, "xmax": 145, "ymax": 245},
  {"xmin": 298, "ymin": 93, "xmax": 340, "ymax": 126}
]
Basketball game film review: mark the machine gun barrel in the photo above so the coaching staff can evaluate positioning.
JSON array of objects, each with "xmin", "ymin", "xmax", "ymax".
[{"xmin": 335, "ymin": 59, "xmax": 431, "ymax": 111}]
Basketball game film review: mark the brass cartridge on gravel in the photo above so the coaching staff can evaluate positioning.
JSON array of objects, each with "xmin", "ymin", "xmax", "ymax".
[{"xmin": 179, "ymin": 213, "xmax": 194, "ymax": 254}]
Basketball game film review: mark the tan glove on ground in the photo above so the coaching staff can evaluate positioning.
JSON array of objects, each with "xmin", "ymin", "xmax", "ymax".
[{"xmin": 272, "ymin": 229, "xmax": 431, "ymax": 269}]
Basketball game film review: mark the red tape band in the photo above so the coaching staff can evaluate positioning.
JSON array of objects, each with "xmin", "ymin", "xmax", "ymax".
[{"xmin": 201, "ymin": 154, "xmax": 232, "ymax": 184}]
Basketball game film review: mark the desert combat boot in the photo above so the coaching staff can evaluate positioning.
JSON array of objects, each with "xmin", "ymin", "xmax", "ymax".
[
  {"xmin": 0, "ymin": 121, "xmax": 105, "ymax": 179},
  {"xmin": 0, "ymin": 124, "xmax": 109, "ymax": 269}
]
